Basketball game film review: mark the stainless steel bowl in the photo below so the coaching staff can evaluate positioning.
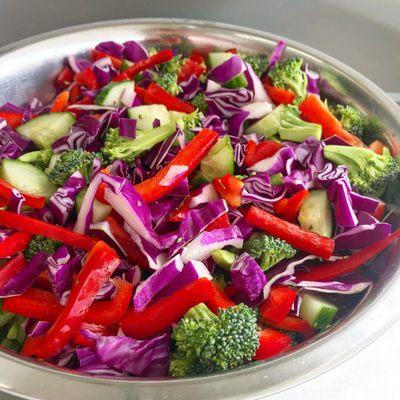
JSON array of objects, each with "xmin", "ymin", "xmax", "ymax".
[{"xmin": 0, "ymin": 18, "xmax": 399, "ymax": 400}]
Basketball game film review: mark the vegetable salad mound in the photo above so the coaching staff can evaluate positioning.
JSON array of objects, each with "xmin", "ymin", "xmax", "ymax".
[{"xmin": 0, "ymin": 39, "xmax": 399, "ymax": 377}]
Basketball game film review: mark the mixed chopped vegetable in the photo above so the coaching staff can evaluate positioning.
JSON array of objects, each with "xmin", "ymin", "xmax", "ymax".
[{"xmin": 0, "ymin": 38, "xmax": 399, "ymax": 378}]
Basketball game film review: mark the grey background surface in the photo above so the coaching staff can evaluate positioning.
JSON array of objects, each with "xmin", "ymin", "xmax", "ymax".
[{"xmin": 0, "ymin": 0, "xmax": 399, "ymax": 399}]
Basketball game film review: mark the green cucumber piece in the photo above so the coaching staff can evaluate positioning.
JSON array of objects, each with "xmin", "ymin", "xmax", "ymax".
[
  {"xmin": 299, "ymin": 292, "xmax": 338, "ymax": 330},
  {"xmin": 208, "ymin": 52, "xmax": 247, "ymax": 89},
  {"xmin": 134, "ymin": 121, "xmax": 177, "ymax": 155},
  {"xmin": 76, "ymin": 190, "xmax": 112, "ymax": 223},
  {"xmin": 127, "ymin": 104, "xmax": 170, "ymax": 130},
  {"xmin": 245, "ymin": 104, "xmax": 285, "ymax": 138},
  {"xmin": 95, "ymin": 80, "xmax": 135, "ymax": 107},
  {"xmin": 0, "ymin": 311, "xmax": 14, "ymax": 328},
  {"xmin": 211, "ymin": 249, "xmax": 236, "ymax": 270},
  {"xmin": 120, "ymin": 59, "xmax": 133, "ymax": 71},
  {"xmin": 224, "ymin": 74, "xmax": 248, "ymax": 89},
  {"xmin": 298, "ymin": 190, "xmax": 333, "ymax": 237},
  {"xmin": 199, "ymin": 136, "xmax": 234, "ymax": 182},
  {"xmin": 0, "ymin": 159, "xmax": 56, "ymax": 198},
  {"xmin": 270, "ymin": 173, "xmax": 284, "ymax": 186},
  {"xmin": 16, "ymin": 112, "xmax": 75, "ymax": 149}
]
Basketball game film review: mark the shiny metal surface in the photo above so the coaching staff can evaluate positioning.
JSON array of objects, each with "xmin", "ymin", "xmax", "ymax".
[{"xmin": 0, "ymin": 19, "xmax": 399, "ymax": 400}]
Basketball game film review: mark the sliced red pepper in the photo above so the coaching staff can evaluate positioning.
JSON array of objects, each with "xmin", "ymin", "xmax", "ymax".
[
  {"xmin": 0, "ymin": 197, "xmax": 8, "ymax": 207},
  {"xmin": 135, "ymin": 129, "xmax": 218, "ymax": 203},
  {"xmin": 273, "ymin": 189, "xmax": 309, "ymax": 223},
  {"xmin": 69, "ymin": 83, "xmax": 81, "ymax": 103},
  {"xmin": 120, "ymin": 278, "xmax": 215, "ymax": 339},
  {"xmin": 0, "ymin": 231, "xmax": 32, "ymax": 259},
  {"xmin": 34, "ymin": 270, "xmax": 52, "ymax": 291},
  {"xmin": 223, "ymin": 284, "xmax": 239, "ymax": 299},
  {"xmin": 266, "ymin": 316, "xmax": 315, "ymax": 339},
  {"xmin": 144, "ymin": 83, "xmax": 195, "ymax": 114},
  {"xmin": 0, "ymin": 178, "xmax": 46, "ymax": 209},
  {"xmin": 299, "ymin": 94, "xmax": 365, "ymax": 147},
  {"xmin": 189, "ymin": 53, "xmax": 205, "ymax": 64},
  {"xmin": 296, "ymin": 228, "xmax": 400, "ymax": 281},
  {"xmin": 90, "ymin": 49, "xmax": 122, "ymax": 70},
  {"xmin": 114, "ymin": 49, "xmax": 174, "ymax": 81},
  {"xmin": 213, "ymin": 174, "xmax": 244, "ymax": 209},
  {"xmin": 85, "ymin": 278, "xmax": 133, "ymax": 326},
  {"xmin": 134, "ymin": 86, "xmax": 147, "ymax": 102},
  {"xmin": 253, "ymin": 328, "xmax": 292, "ymax": 361},
  {"xmin": 105, "ymin": 216, "xmax": 149, "ymax": 268},
  {"xmin": 374, "ymin": 201, "xmax": 386, "ymax": 221},
  {"xmin": 178, "ymin": 59, "xmax": 205, "ymax": 83},
  {"xmin": 50, "ymin": 91, "xmax": 70, "ymax": 113},
  {"xmin": 369, "ymin": 140, "xmax": 385, "ymax": 155},
  {"xmin": 0, "ymin": 253, "xmax": 26, "ymax": 288},
  {"xmin": 55, "ymin": 66, "xmax": 74, "ymax": 89},
  {"xmin": 0, "ymin": 211, "xmax": 98, "ymax": 251},
  {"xmin": 205, "ymin": 213, "xmax": 230, "ymax": 232},
  {"xmin": 243, "ymin": 140, "xmax": 283, "ymax": 168},
  {"xmin": 94, "ymin": 168, "xmax": 111, "ymax": 205},
  {"xmin": 23, "ymin": 241, "xmax": 120, "ymax": 359},
  {"xmin": 259, "ymin": 285, "xmax": 297, "ymax": 323},
  {"xmin": 0, "ymin": 112, "xmax": 23, "ymax": 129},
  {"xmin": 226, "ymin": 48, "xmax": 238, "ymax": 54},
  {"xmin": 206, "ymin": 282, "xmax": 236, "ymax": 314},
  {"xmin": 245, "ymin": 206, "xmax": 335, "ymax": 259},
  {"xmin": 263, "ymin": 78, "xmax": 295, "ymax": 105},
  {"xmin": 3, "ymin": 287, "xmax": 62, "ymax": 322},
  {"xmin": 168, "ymin": 197, "xmax": 191, "ymax": 222},
  {"xmin": 74, "ymin": 67, "xmax": 98, "ymax": 90},
  {"xmin": 73, "ymin": 323, "xmax": 107, "ymax": 347}
]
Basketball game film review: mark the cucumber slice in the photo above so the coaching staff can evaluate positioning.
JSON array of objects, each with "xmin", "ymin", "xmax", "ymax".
[
  {"xmin": 95, "ymin": 80, "xmax": 135, "ymax": 107},
  {"xmin": 298, "ymin": 190, "xmax": 333, "ymax": 237},
  {"xmin": 211, "ymin": 249, "xmax": 236, "ymax": 270},
  {"xmin": 208, "ymin": 52, "xmax": 247, "ymax": 89},
  {"xmin": 127, "ymin": 104, "xmax": 170, "ymax": 131},
  {"xmin": 0, "ymin": 159, "xmax": 57, "ymax": 198},
  {"xmin": 224, "ymin": 74, "xmax": 248, "ymax": 89},
  {"xmin": 76, "ymin": 190, "xmax": 112, "ymax": 223},
  {"xmin": 245, "ymin": 104, "xmax": 285, "ymax": 138},
  {"xmin": 16, "ymin": 112, "xmax": 75, "ymax": 149},
  {"xmin": 299, "ymin": 292, "xmax": 338, "ymax": 330},
  {"xmin": 270, "ymin": 173, "xmax": 284, "ymax": 186},
  {"xmin": 199, "ymin": 136, "xmax": 234, "ymax": 182}
]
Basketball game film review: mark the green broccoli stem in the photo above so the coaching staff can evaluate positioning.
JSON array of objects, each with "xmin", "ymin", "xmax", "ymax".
[{"xmin": 185, "ymin": 303, "xmax": 217, "ymax": 320}]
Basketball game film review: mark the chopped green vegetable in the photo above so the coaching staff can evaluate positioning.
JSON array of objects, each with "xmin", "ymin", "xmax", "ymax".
[
  {"xmin": 191, "ymin": 92, "xmax": 208, "ymax": 113},
  {"xmin": 19, "ymin": 149, "xmax": 54, "ymax": 170},
  {"xmin": 24, "ymin": 235, "xmax": 60, "ymax": 260},
  {"xmin": 211, "ymin": 249, "xmax": 236, "ymax": 270},
  {"xmin": 170, "ymin": 303, "xmax": 259, "ymax": 377},
  {"xmin": 331, "ymin": 104, "xmax": 364, "ymax": 137},
  {"xmin": 242, "ymin": 54, "xmax": 268, "ymax": 78},
  {"xmin": 243, "ymin": 232, "xmax": 296, "ymax": 271},
  {"xmin": 156, "ymin": 55, "xmax": 185, "ymax": 96}
]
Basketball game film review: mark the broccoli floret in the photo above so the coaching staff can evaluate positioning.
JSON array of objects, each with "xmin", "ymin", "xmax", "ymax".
[
  {"xmin": 47, "ymin": 149, "xmax": 104, "ymax": 186},
  {"xmin": 331, "ymin": 104, "xmax": 364, "ymax": 138},
  {"xmin": 191, "ymin": 92, "xmax": 207, "ymax": 113},
  {"xmin": 175, "ymin": 110, "xmax": 204, "ymax": 140},
  {"xmin": 101, "ymin": 122, "xmax": 176, "ymax": 163},
  {"xmin": 243, "ymin": 233, "xmax": 296, "ymax": 271},
  {"xmin": 324, "ymin": 145, "xmax": 400, "ymax": 197},
  {"xmin": 268, "ymin": 57, "xmax": 307, "ymax": 102},
  {"xmin": 24, "ymin": 235, "xmax": 59, "ymax": 260},
  {"xmin": 155, "ymin": 55, "xmax": 185, "ymax": 96},
  {"xmin": 18, "ymin": 149, "xmax": 53, "ymax": 170},
  {"xmin": 242, "ymin": 54, "xmax": 268, "ymax": 78},
  {"xmin": 362, "ymin": 115, "xmax": 387, "ymax": 145},
  {"xmin": 170, "ymin": 303, "xmax": 259, "ymax": 377}
]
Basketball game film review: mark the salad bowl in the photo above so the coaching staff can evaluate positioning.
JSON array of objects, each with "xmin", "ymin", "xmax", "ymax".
[{"xmin": 0, "ymin": 18, "xmax": 399, "ymax": 400}]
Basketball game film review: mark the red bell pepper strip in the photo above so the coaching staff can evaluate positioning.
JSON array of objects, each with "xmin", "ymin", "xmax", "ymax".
[
  {"xmin": 69, "ymin": 83, "xmax": 81, "ymax": 103},
  {"xmin": 253, "ymin": 328, "xmax": 292, "ymax": 361},
  {"xmin": 374, "ymin": 201, "xmax": 386, "ymax": 221},
  {"xmin": 3, "ymin": 287, "xmax": 62, "ymax": 322},
  {"xmin": 0, "ymin": 178, "xmax": 46, "ymax": 209},
  {"xmin": 89, "ymin": 49, "xmax": 122, "ymax": 70},
  {"xmin": 105, "ymin": 216, "xmax": 149, "ymax": 268},
  {"xmin": 0, "ymin": 211, "xmax": 98, "ymax": 251},
  {"xmin": 0, "ymin": 253, "xmax": 26, "ymax": 288},
  {"xmin": 205, "ymin": 213, "xmax": 230, "ymax": 232},
  {"xmin": 23, "ymin": 241, "xmax": 120, "ymax": 359},
  {"xmin": 226, "ymin": 48, "xmax": 238, "ymax": 54},
  {"xmin": 223, "ymin": 284, "xmax": 239, "ymax": 299},
  {"xmin": 178, "ymin": 58, "xmax": 205, "ymax": 83},
  {"xmin": 55, "ymin": 66, "xmax": 74, "ymax": 89},
  {"xmin": 50, "ymin": 91, "xmax": 70, "ymax": 112},
  {"xmin": 34, "ymin": 270, "xmax": 52, "ymax": 291},
  {"xmin": 115, "ymin": 49, "xmax": 174, "ymax": 81},
  {"xmin": 369, "ymin": 140, "xmax": 385, "ymax": 155},
  {"xmin": 144, "ymin": 83, "xmax": 195, "ymax": 114},
  {"xmin": 85, "ymin": 278, "xmax": 133, "ymax": 326},
  {"xmin": 243, "ymin": 140, "xmax": 283, "ymax": 168},
  {"xmin": 134, "ymin": 86, "xmax": 147, "ymax": 102},
  {"xmin": 259, "ymin": 285, "xmax": 297, "ymax": 323},
  {"xmin": 245, "ymin": 206, "xmax": 335, "ymax": 259},
  {"xmin": 135, "ymin": 129, "xmax": 218, "ymax": 203},
  {"xmin": 299, "ymin": 94, "xmax": 365, "ymax": 147},
  {"xmin": 0, "ymin": 231, "xmax": 32, "ymax": 259},
  {"xmin": 262, "ymin": 78, "xmax": 295, "ymax": 105},
  {"xmin": 120, "ymin": 278, "xmax": 215, "ymax": 339},
  {"xmin": 206, "ymin": 282, "xmax": 236, "ymax": 314},
  {"xmin": 73, "ymin": 323, "xmax": 107, "ymax": 347},
  {"xmin": 0, "ymin": 112, "xmax": 23, "ymax": 129},
  {"xmin": 74, "ymin": 67, "xmax": 98, "ymax": 90},
  {"xmin": 266, "ymin": 316, "xmax": 315, "ymax": 339},
  {"xmin": 213, "ymin": 174, "xmax": 244, "ymax": 209},
  {"xmin": 273, "ymin": 189, "xmax": 309, "ymax": 223},
  {"xmin": 296, "ymin": 228, "xmax": 400, "ymax": 281}
]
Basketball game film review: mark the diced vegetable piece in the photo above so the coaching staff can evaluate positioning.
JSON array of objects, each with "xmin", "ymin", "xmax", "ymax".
[
  {"xmin": 95, "ymin": 81, "xmax": 135, "ymax": 107},
  {"xmin": 211, "ymin": 249, "xmax": 236, "ymax": 270},
  {"xmin": 127, "ymin": 104, "xmax": 170, "ymax": 130},
  {"xmin": 245, "ymin": 104, "xmax": 285, "ymax": 138}
]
